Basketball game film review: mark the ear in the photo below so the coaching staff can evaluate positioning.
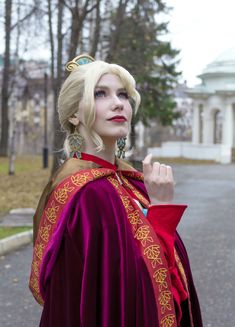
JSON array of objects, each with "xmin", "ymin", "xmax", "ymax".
[{"xmin": 69, "ymin": 116, "xmax": 80, "ymax": 126}]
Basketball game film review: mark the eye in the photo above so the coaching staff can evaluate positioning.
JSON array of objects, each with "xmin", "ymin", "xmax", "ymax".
[
  {"xmin": 94, "ymin": 90, "xmax": 106, "ymax": 98},
  {"xmin": 118, "ymin": 91, "xmax": 129, "ymax": 99}
]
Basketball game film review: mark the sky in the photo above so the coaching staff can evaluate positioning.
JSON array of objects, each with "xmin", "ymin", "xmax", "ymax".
[
  {"xmin": 2, "ymin": 0, "xmax": 235, "ymax": 87},
  {"xmin": 166, "ymin": 0, "xmax": 235, "ymax": 86}
]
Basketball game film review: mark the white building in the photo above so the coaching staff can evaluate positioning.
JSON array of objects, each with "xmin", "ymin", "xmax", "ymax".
[{"xmin": 149, "ymin": 49, "xmax": 235, "ymax": 163}]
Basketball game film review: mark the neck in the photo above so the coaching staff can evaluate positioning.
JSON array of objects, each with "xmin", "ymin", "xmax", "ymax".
[
  {"xmin": 78, "ymin": 125, "xmax": 116, "ymax": 164},
  {"xmin": 84, "ymin": 141, "xmax": 116, "ymax": 164}
]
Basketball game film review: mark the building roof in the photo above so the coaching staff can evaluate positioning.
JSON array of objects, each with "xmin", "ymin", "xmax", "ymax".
[
  {"xmin": 187, "ymin": 48, "xmax": 235, "ymax": 95},
  {"xmin": 198, "ymin": 48, "xmax": 235, "ymax": 77}
]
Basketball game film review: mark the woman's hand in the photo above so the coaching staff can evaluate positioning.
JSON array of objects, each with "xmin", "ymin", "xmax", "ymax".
[{"xmin": 142, "ymin": 153, "xmax": 174, "ymax": 205}]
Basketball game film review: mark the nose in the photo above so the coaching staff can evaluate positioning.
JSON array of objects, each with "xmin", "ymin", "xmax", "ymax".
[{"xmin": 112, "ymin": 95, "xmax": 124, "ymax": 111}]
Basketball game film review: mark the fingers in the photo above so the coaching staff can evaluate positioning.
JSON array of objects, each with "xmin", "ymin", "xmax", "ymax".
[
  {"xmin": 166, "ymin": 165, "xmax": 173, "ymax": 180},
  {"xmin": 143, "ymin": 154, "xmax": 173, "ymax": 181},
  {"xmin": 159, "ymin": 163, "xmax": 167, "ymax": 176},
  {"xmin": 142, "ymin": 153, "xmax": 153, "ymax": 176}
]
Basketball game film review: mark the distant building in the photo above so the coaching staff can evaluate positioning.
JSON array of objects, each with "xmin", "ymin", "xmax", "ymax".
[
  {"xmin": 172, "ymin": 82, "xmax": 193, "ymax": 141},
  {"xmin": 0, "ymin": 56, "xmax": 53, "ymax": 155},
  {"xmin": 148, "ymin": 49, "xmax": 235, "ymax": 163}
]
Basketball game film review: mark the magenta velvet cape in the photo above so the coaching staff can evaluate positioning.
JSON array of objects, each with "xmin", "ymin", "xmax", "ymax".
[{"xmin": 39, "ymin": 176, "xmax": 203, "ymax": 327}]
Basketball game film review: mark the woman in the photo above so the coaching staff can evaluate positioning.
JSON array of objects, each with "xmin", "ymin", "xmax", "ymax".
[{"xmin": 29, "ymin": 54, "xmax": 203, "ymax": 327}]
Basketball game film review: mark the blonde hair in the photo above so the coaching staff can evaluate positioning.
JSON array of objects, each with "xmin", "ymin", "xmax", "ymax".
[{"xmin": 58, "ymin": 60, "xmax": 141, "ymax": 154}]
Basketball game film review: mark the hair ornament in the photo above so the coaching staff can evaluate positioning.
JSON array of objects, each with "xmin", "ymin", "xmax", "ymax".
[{"xmin": 66, "ymin": 54, "xmax": 95, "ymax": 72}]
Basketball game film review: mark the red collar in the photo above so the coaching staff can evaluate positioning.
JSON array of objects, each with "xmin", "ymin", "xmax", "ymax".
[{"xmin": 79, "ymin": 152, "xmax": 117, "ymax": 171}]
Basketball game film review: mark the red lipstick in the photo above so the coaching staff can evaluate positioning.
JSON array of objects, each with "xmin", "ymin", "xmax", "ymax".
[{"xmin": 108, "ymin": 115, "xmax": 127, "ymax": 122}]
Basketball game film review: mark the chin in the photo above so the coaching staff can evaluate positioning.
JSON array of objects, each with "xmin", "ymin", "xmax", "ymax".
[{"xmin": 113, "ymin": 131, "xmax": 128, "ymax": 140}]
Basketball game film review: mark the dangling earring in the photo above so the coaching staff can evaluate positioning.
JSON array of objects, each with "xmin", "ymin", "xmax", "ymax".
[
  {"xmin": 117, "ymin": 137, "xmax": 127, "ymax": 159},
  {"xmin": 67, "ymin": 128, "xmax": 84, "ymax": 159}
]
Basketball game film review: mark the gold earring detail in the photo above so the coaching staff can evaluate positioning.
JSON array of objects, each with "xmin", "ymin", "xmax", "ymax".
[{"xmin": 67, "ymin": 130, "xmax": 84, "ymax": 159}]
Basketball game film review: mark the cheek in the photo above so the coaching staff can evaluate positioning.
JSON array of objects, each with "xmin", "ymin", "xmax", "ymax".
[{"xmin": 126, "ymin": 103, "xmax": 133, "ymax": 120}]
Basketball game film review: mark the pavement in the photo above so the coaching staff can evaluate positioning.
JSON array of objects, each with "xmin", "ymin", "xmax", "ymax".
[{"xmin": 0, "ymin": 163, "xmax": 235, "ymax": 326}]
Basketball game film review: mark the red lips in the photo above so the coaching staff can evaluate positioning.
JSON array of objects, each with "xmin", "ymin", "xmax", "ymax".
[{"xmin": 108, "ymin": 115, "xmax": 127, "ymax": 122}]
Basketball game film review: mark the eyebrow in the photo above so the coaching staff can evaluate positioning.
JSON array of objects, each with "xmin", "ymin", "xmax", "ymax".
[{"xmin": 95, "ymin": 85, "xmax": 127, "ymax": 92}]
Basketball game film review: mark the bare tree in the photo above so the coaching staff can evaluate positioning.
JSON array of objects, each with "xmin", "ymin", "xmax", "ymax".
[
  {"xmin": 66, "ymin": 0, "xmax": 97, "ymax": 60},
  {"xmin": 47, "ymin": 0, "xmax": 66, "ymax": 173},
  {"xmin": 90, "ymin": 0, "xmax": 101, "ymax": 57},
  {"xmin": 0, "ymin": 0, "xmax": 12, "ymax": 156},
  {"xmin": 105, "ymin": 0, "xmax": 130, "ymax": 62},
  {"xmin": 0, "ymin": 0, "xmax": 41, "ymax": 157},
  {"xmin": 49, "ymin": 0, "xmax": 99, "ymax": 173}
]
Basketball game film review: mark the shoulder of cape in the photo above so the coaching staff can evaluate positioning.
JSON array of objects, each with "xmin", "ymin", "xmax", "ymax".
[
  {"xmin": 33, "ymin": 158, "xmax": 143, "ymax": 244},
  {"xmin": 33, "ymin": 158, "xmax": 101, "ymax": 243},
  {"xmin": 51, "ymin": 158, "xmax": 96, "ymax": 189}
]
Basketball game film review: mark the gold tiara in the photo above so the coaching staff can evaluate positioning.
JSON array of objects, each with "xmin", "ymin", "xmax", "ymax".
[{"xmin": 65, "ymin": 54, "xmax": 95, "ymax": 72}]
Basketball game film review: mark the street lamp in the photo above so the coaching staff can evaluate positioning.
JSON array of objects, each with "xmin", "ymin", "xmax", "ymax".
[{"xmin": 43, "ymin": 72, "xmax": 48, "ymax": 168}]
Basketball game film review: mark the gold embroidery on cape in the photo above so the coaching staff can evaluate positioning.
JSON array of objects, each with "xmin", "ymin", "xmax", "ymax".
[
  {"xmin": 153, "ymin": 268, "xmax": 168, "ymax": 291},
  {"xmin": 107, "ymin": 176, "xmax": 119, "ymax": 189},
  {"xmin": 159, "ymin": 291, "xmax": 172, "ymax": 314},
  {"xmin": 120, "ymin": 175, "xmax": 149, "ymax": 207},
  {"xmin": 39, "ymin": 225, "xmax": 52, "ymax": 243},
  {"xmin": 144, "ymin": 244, "xmax": 162, "ymax": 268},
  {"xmin": 31, "ymin": 276, "xmax": 40, "ymax": 293},
  {"xmin": 32, "ymin": 261, "xmax": 40, "ymax": 277},
  {"xmin": 160, "ymin": 314, "xmax": 175, "ymax": 327},
  {"xmin": 71, "ymin": 172, "xmax": 90, "ymax": 186},
  {"xmin": 54, "ymin": 182, "xmax": 74, "ymax": 204},
  {"xmin": 122, "ymin": 171, "xmax": 144, "ymax": 181},
  {"xmin": 134, "ymin": 225, "xmax": 153, "ymax": 246},
  {"xmin": 174, "ymin": 248, "xmax": 188, "ymax": 290},
  {"xmin": 34, "ymin": 243, "xmax": 45, "ymax": 260},
  {"xmin": 107, "ymin": 174, "xmax": 177, "ymax": 327},
  {"xmin": 91, "ymin": 169, "xmax": 106, "ymax": 178},
  {"xmin": 120, "ymin": 196, "xmax": 133, "ymax": 212},
  {"xmin": 45, "ymin": 201, "xmax": 59, "ymax": 224},
  {"xmin": 128, "ymin": 210, "xmax": 143, "ymax": 226}
]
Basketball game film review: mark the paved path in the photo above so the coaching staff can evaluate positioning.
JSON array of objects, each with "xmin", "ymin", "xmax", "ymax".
[
  {"xmin": 173, "ymin": 164, "xmax": 235, "ymax": 327},
  {"xmin": 0, "ymin": 164, "xmax": 234, "ymax": 326},
  {"xmin": 0, "ymin": 244, "xmax": 42, "ymax": 326}
]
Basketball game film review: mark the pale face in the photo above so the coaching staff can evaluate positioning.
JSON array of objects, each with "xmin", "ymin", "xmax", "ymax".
[{"xmin": 92, "ymin": 73, "xmax": 132, "ymax": 143}]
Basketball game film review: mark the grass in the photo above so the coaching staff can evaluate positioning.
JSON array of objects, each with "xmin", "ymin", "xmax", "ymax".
[
  {"xmin": 0, "ymin": 226, "xmax": 32, "ymax": 240},
  {"xmin": 152, "ymin": 157, "xmax": 216, "ymax": 165},
  {"xmin": 0, "ymin": 155, "xmax": 51, "ymax": 214}
]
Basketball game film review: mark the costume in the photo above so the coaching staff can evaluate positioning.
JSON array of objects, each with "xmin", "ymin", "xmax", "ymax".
[{"xmin": 29, "ymin": 154, "xmax": 203, "ymax": 327}]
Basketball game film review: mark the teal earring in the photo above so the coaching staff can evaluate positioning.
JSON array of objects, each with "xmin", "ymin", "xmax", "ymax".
[
  {"xmin": 67, "ymin": 129, "xmax": 84, "ymax": 159},
  {"xmin": 117, "ymin": 137, "xmax": 127, "ymax": 159}
]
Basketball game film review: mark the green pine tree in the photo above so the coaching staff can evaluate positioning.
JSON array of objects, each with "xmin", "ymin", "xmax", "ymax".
[{"xmin": 107, "ymin": 0, "xmax": 181, "ymax": 146}]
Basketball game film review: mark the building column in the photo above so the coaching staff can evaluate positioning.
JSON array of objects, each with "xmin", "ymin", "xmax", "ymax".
[
  {"xmin": 222, "ymin": 103, "xmax": 233, "ymax": 146},
  {"xmin": 203, "ymin": 108, "xmax": 214, "ymax": 144},
  {"xmin": 192, "ymin": 104, "xmax": 200, "ymax": 143}
]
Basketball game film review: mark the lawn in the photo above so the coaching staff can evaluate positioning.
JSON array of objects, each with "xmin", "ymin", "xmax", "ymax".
[
  {"xmin": 0, "ymin": 155, "xmax": 51, "ymax": 215},
  {"xmin": 0, "ymin": 226, "xmax": 32, "ymax": 240}
]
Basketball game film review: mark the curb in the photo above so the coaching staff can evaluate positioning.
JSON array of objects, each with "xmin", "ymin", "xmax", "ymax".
[{"xmin": 0, "ymin": 229, "xmax": 33, "ymax": 256}]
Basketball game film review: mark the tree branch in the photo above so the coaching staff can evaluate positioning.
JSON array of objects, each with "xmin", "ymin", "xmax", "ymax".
[{"xmin": 11, "ymin": 7, "xmax": 37, "ymax": 30}]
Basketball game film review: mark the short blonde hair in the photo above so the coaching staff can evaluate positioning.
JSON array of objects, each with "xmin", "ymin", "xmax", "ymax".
[{"xmin": 58, "ymin": 60, "xmax": 141, "ymax": 153}]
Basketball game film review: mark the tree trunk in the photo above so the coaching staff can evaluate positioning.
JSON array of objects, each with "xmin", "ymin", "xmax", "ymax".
[
  {"xmin": 90, "ymin": 0, "xmax": 101, "ymax": 57},
  {"xmin": 68, "ymin": 9, "xmax": 82, "ymax": 60},
  {"xmin": 68, "ymin": 0, "xmax": 97, "ymax": 60},
  {"xmin": 0, "ymin": 0, "xmax": 12, "ymax": 156},
  {"xmin": 51, "ymin": 0, "xmax": 65, "ymax": 174},
  {"xmin": 105, "ymin": 0, "xmax": 129, "ymax": 62}
]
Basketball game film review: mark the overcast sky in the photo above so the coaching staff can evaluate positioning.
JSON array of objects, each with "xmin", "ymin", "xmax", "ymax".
[
  {"xmin": 167, "ymin": 0, "xmax": 235, "ymax": 86},
  {"xmin": 2, "ymin": 0, "xmax": 235, "ymax": 87}
]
